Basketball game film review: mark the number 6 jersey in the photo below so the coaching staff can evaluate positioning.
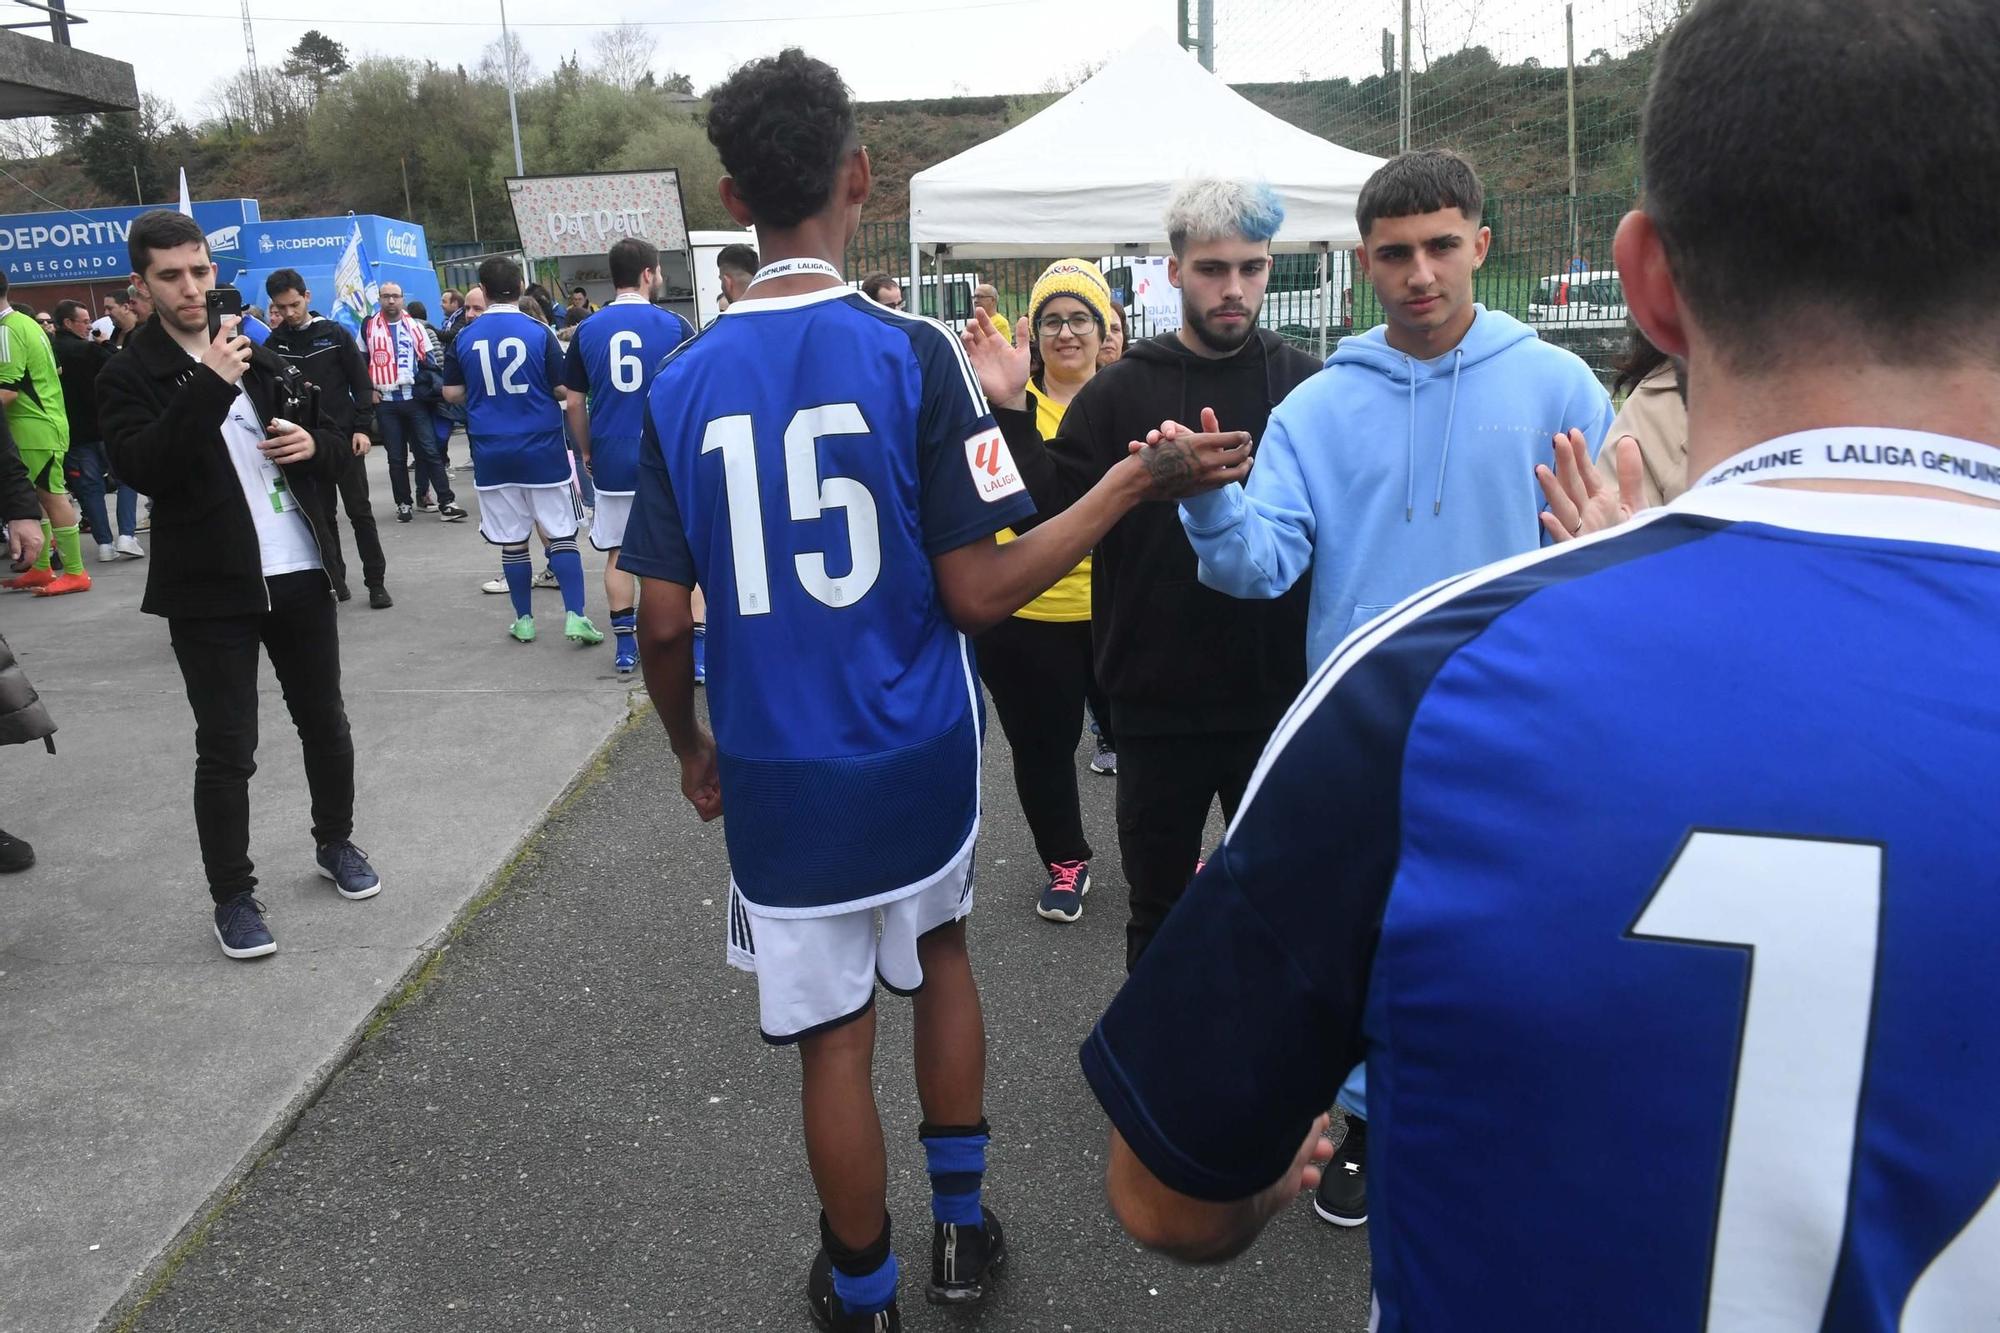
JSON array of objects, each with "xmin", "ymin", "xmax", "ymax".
[
  {"xmin": 622, "ymin": 285, "xmax": 1035, "ymax": 918},
  {"xmin": 1083, "ymin": 444, "xmax": 2000, "ymax": 1331}
]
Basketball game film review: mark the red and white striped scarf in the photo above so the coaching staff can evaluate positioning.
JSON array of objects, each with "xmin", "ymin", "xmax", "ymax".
[{"xmin": 364, "ymin": 313, "xmax": 430, "ymax": 391}]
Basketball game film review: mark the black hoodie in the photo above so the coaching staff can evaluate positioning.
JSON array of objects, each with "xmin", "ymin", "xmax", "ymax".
[{"xmin": 998, "ymin": 328, "xmax": 1322, "ymax": 737}]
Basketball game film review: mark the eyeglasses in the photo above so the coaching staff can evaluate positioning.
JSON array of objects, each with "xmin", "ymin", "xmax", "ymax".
[{"xmin": 1037, "ymin": 313, "xmax": 1098, "ymax": 337}]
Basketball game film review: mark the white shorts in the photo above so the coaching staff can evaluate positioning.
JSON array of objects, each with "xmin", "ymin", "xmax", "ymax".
[
  {"xmin": 588, "ymin": 491, "xmax": 633, "ymax": 551},
  {"xmin": 727, "ymin": 840, "xmax": 976, "ymax": 1044},
  {"xmin": 477, "ymin": 483, "xmax": 582, "ymax": 545}
]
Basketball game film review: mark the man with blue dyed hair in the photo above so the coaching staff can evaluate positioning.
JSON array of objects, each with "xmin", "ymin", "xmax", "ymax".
[{"xmin": 964, "ymin": 177, "xmax": 1322, "ymax": 971}]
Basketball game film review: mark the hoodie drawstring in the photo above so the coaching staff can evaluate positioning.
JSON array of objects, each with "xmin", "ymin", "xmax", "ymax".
[
  {"xmin": 1404, "ymin": 369, "xmax": 1417, "ymax": 522},
  {"xmin": 1403, "ymin": 347, "xmax": 1466, "ymax": 520},
  {"xmin": 1435, "ymin": 348, "xmax": 1464, "ymax": 517}
]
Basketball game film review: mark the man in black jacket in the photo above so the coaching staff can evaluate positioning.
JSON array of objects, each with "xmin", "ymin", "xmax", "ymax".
[
  {"xmin": 98, "ymin": 210, "xmax": 383, "ymax": 961},
  {"xmin": 964, "ymin": 179, "xmax": 1320, "ymax": 970},
  {"xmin": 264, "ymin": 269, "xmax": 392, "ymax": 608}
]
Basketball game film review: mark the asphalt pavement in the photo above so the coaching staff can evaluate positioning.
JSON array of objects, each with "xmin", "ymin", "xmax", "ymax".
[
  {"xmin": 108, "ymin": 705, "xmax": 1375, "ymax": 1331},
  {"xmin": 0, "ymin": 444, "xmax": 641, "ymax": 1333}
]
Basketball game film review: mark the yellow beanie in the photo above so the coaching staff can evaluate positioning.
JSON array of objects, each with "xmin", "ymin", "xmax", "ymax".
[{"xmin": 1028, "ymin": 258, "xmax": 1114, "ymax": 335}]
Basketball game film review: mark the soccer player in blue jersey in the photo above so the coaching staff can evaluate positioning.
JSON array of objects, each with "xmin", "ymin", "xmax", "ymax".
[
  {"xmin": 563, "ymin": 237, "xmax": 693, "ymax": 673},
  {"xmin": 621, "ymin": 49, "xmax": 1236, "ymax": 1333},
  {"xmin": 1081, "ymin": 1, "xmax": 2000, "ymax": 1327},
  {"xmin": 443, "ymin": 255, "xmax": 604, "ymax": 647}
]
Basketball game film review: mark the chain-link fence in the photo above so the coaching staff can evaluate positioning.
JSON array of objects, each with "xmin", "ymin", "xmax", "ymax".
[{"xmin": 1217, "ymin": 0, "xmax": 1686, "ymax": 378}]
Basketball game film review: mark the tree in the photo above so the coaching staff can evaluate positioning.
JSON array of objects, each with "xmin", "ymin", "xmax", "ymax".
[
  {"xmin": 591, "ymin": 22, "xmax": 656, "ymax": 92},
  {"xmin": 74, "ymin": 94, "xmax": 188, "ymax": 204},
  {"xmin": 283, "ymin": 30, "xmax": 350, "ymax": 87},
  {"xmin": 661, "ymin": 71, "xmax": 694, "ymax": 95},
  {"xmin": 478, "ymin": 30, "xmax": 534, "ymax": 89}
]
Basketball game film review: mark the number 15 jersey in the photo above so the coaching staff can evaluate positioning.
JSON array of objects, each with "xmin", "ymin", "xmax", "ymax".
[{"xmin": 621, "ymin": 286, "xmax": 1036, "ymax": 918}]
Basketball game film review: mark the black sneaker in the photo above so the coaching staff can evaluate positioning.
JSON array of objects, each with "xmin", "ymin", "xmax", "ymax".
[
  {"xmin": 368, "ymin": 585, "xmax": 394, "ymax": 610},
  {"xmin": 929, "ymin": 1205, "xmax": 1006, "ymax": 1305},
  {"xmin": 0, "ymin": 828, "xmax": 34, "ymax": 873},
  {"xmin": 1090, "ymin": 735, "xmax": 1117, "ymax": 776},
  {"xmin": 415, "ymin": 497, "xmax": 438, "ymax": 513},
  {"xmin": 396, "ymin": 504, "xmax": 414, "ymax": 523},
  {"xmin": 333, "ymin": 579, "xmax": 352, "ymax": 603},
  {"xmin": 213, "ymin": 892, "xmax": 276, "ymax": 960},
  {"xmin": 1313, "ymin": 1116, "xmax": 1367, "ymax": 1227},
  {"xmin": 807, "ymin": 1249, "xmax": 901, "ymax": 1332},
  {"xmin": 315, "ymin": 840, "xmax": 382, "ymax": 900},
  {"xmin": 438, "ymin": 503, "xmax": 468, "ymax": 523},
  {"xmin": 1036, "ymin": 860, "xmax": 1089, "ymax": 924}
]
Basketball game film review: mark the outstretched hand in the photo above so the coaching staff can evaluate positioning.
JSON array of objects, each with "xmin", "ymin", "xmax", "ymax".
[
  {"xmin": 961, "ymin": 307, "xmax": 1031, "ymax": 412},
  {"xmin": 1536, "ymin": 429, "xmax": 1645, "ymax": 542},
  {"xmin": 1125, "ymin": 407, "xmax": 1254, "ymax": 500}
]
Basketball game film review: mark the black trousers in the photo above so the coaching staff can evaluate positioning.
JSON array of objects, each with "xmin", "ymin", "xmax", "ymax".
[
  {"xmin": 168, "ymin": 571, "xmax": 355, "ymax": 903},
  {"xmin": 975, "ymin": 615, "xmax": 1111, "ymax": 868},
  {"xmin": 1115, "ymin": 728, "xmax": 1268, "ymax": 971},
  {"xmin": 316, "ymin": 452, "xmax": 387, "ymax": 591}
]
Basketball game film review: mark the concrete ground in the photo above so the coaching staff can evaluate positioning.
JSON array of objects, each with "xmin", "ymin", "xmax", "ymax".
[
  {"xmin": 108, "ymin": 715, "xmax": 1375, "ymax": 1333},
  {"xmin": 0, "ymin": 446, "xmax": 643, "ymax": 1333}
]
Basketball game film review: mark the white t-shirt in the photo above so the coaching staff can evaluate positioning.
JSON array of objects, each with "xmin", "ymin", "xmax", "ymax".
[{"xmin": 220, "ymin": 382, "xmax": 321, "ymax": 576}]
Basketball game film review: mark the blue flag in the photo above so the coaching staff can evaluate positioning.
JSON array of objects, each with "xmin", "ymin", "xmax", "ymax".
[{"xmin": 330, "ymin": 220, "xmax": 377, "ymax": 341}]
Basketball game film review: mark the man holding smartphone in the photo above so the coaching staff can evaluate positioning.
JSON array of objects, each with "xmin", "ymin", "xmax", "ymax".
[{"xmin": 98, "ymin": 210, "xmax": 383, "ymax": 961}]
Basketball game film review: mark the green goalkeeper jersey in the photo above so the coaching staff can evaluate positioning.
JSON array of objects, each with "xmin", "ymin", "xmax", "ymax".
[{"xmin": 0, "ymin": 307, "xmax": 69, "ymax": 455}]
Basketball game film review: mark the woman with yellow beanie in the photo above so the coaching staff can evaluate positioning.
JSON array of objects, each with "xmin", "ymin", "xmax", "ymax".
[{"xmin": 979, "ymin": 259, "xmax": 1117, "ymax": 925}]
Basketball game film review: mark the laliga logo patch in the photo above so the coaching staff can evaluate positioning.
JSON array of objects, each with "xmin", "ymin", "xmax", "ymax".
[{"xmin": 965, "ymin": 425, "xmax": 1025, "ymax": 502}]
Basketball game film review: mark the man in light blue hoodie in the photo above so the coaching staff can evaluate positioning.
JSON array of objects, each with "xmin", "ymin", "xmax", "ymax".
[{"xmin": 1175, "ymin": 148, "xmax": 1614, "ymax": 1229}]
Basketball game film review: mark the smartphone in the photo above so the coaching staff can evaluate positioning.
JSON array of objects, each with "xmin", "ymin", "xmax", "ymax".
[{"xmin": 206, "ymin": 288, "xmax": 243, "ymax": 342}]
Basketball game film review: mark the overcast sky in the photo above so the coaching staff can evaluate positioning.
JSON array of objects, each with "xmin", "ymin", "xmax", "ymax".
[{"xmin": 70, "ymin": 0, "xmax": 1643, "ymax": 124}]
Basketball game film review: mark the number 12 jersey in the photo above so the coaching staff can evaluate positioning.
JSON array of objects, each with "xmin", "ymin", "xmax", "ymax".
[{"xmin": 621, "ymin": 285, "xmax": 1035, "ymax": 918}]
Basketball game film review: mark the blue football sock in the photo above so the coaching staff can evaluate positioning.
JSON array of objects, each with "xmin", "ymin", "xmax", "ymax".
[
  {"xmin": 823, "ymin": 1214, "xmax": 898, "ymax": 1316},
  {"xmin": 500, "ymin": 547, "xmax": 533, "ymax": 619},
  {"xmin": 920, "ymin": 1121, "xmax": 989, "ymax": 1226},
  {"xmin": 546, "ymin": 538, "xmax": 586, "ymax": 616}
]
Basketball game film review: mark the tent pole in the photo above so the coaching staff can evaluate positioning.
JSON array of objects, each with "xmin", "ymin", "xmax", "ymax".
[
  {"xmin": 1316, "ymin": 244, "xmax": 1329, "ymax": 359},
  {"xmin": 909, "ymin": 235, "xmax": 920, "ymax": 312}
]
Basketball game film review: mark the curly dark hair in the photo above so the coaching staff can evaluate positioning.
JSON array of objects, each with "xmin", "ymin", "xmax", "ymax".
[{"xmin": 705, "ymin": 48, "xmax": 857, "ymax": 229}]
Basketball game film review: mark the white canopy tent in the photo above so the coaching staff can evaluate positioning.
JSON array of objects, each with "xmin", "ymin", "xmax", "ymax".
[{"xmin": 908, "ymin": 30, "xmax": 1386, "ymax": 263}]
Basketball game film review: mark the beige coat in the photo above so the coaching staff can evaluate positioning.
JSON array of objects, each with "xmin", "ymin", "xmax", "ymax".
[{"xmin": 1597, "ymin": 361, "xmax": 1689, "ymax": 509}]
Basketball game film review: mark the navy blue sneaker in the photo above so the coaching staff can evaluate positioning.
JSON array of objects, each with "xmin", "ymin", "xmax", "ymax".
[
  {"xmin": 315, "ymin": 841, "xmax": 382, "ymax": 900},
  {"xmin": 213, "ymin": 892, "xmax": 276, "ymax": 960}
]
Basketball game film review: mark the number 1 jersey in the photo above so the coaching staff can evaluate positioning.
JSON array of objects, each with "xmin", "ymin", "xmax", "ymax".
[{"xmin": 621, "ymin": 286, "xmax": 1036, "ymax": 917}]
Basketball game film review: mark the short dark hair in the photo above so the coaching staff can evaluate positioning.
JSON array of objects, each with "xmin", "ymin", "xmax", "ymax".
[
  {"xmin": 1354, "ymin": 150, "xmax": 1484, "ymax": 237},
  {"xmin": 706, "ymin": 48, "xmax": 857, "ymax": 228},
  {"xmin": 861, "ymin": 273, "xmax": 897, "ymax": 300},
  {"xmin": 609, "ymin": 236, "xmax": 660, "ymax": 288},
  {"xmin": 716, "ymin": 242, "xmax": 759, "ymax": 277},
  {"xmin": 443, "ymin": 288, "xmax": 462, "ymax": 302},
  {"xmin": 265, "ymin": 267, "xmax": 307, "ymax": 300},
  {"xmin": 407, "ymin": 300, "xmax": 429, "ymax": 321},
  {"xmin": 127, "ymin": 209, "xmax": 208, "ymax": 276},
  {"xmin": 0, "ymin": 271, "xmax": 9, "ymax": 298},
  {"xmin": 479, "ymin": 255, "xmax": 525, "ymax": 302},
  {"xmin": 54, "ymin": 299, "xmax": 88, "ymax": 327},
  {"xmin": 1646, "ymin": 0, "xmax": 2000, "ymax": 368}
]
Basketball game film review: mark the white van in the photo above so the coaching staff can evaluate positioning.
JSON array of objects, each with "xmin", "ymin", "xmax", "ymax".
[
  {"xmin": 1525, "ymin": 268, "xmax": 1627, "ymax": 330},
  {"xmin": 690, "ymin": 228, "xmax": 759, "ymax": 325}
]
